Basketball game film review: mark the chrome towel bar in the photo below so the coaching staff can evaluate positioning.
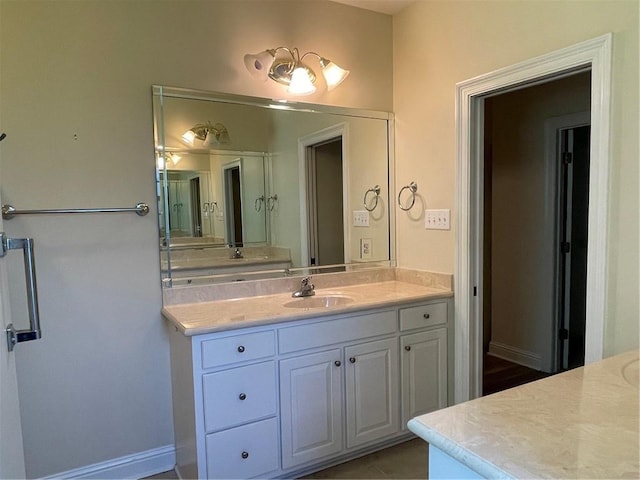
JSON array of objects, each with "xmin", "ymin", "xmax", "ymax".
[{"xmin": 2, "ymin": 202, "xmax": 150, "ymax": 220}]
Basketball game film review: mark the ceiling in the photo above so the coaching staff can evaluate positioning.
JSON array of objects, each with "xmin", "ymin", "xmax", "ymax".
[{"xmin": 330, "ymin": 0, "xmax": 415, "ymax": 15}]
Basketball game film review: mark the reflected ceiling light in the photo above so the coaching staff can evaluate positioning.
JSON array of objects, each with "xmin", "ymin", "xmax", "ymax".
[
  {"xmin": 181, "ymin": 122, "xmax": 231, "ymax": 147},
  {"xmin": 156, "ymin": 152, "xmax": 181, "ymax": 169},
  {"xmin": 243, "ymin": 47, "xmax": 349, "ymax": 95}
]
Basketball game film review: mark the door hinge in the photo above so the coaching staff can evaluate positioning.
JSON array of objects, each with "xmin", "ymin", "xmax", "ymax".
[
  {"xmin": 558, "ymin": 328, "xmax": 569, "ymax": 340},
  {"xmin": 562, "ymin": 152, "xmax": 573, "ymax": 164},
  {"xmin": 561, "ymin": 242, "xmax": 571, "ymax": 253}
]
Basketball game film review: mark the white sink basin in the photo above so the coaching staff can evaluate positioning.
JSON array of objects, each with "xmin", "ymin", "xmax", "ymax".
[{"xmin": 284, "ymin": 295, "xmax": 354, "ymax": 309}]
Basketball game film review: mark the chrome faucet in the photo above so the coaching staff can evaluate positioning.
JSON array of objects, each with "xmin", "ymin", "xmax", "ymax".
[
  {"xmin": 292, "ymin": 276, "xmax": 315, "ymax": 298},
  {"xmin": 231, "ymin": 247, "xmax": 243, "ymax": 259}
]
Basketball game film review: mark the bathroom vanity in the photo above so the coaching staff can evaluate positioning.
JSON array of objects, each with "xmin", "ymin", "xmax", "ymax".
[{"xmin": 163, "ymin": 271, "xmax": 453, "ymax": 479}]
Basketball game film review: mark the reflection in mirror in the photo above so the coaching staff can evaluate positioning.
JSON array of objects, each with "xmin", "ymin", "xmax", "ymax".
[{"xmin": 153, "ymin": 86, "xmax": 394, "ymax": 287}]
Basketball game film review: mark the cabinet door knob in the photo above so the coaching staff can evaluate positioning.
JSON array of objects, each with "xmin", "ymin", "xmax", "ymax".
[
  {"xmin": 241, "ymin": 451, "xmax": 249, "ymax": 459},
  {"xmin": 334, "ymin": 360, "xmax": 341, "ymax": 367},
  {"xmin": 239, "ymin": 393, "xmax": 247, "ymax": 400},
  {"xmin": 349, "ymin": 357, "xmax": 356, "ymax": 363},
  {"xmin": 423, "ymin": 313, "xmax": 430, "ymax": 319},
  {"xmin": 237, "ymin": 345, "xmax": 245, "ymax": 353},
  {"xmin": 405, "ymin": 345, "xmax": 412, "ymax": 351}
]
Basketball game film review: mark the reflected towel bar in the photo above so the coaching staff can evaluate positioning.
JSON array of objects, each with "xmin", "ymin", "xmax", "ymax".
[{"xmin": 2, "ymin": 202, "xmax": 150, "ymax": 220}]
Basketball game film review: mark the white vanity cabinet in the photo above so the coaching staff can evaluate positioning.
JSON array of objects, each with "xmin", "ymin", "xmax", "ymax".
[
  {"xmin": 168, "ymin": 297, "xmax": 452, "ymax": 479},
  {"xmin": 398, "ymin": 302, "xmax": 449, "ymax": 426}
]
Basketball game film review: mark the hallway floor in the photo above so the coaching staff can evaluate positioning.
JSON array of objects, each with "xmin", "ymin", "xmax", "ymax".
[{"xmin": 483, "ymin": 353, "xmax": 552, "ymax": 396}]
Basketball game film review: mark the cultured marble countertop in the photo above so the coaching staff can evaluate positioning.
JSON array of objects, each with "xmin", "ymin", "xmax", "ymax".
[
  {"xmin": 162, "ymin": 280, "xmax": 452, "ymax": 336},
  {"xmin": 408, "ymin": 349, "xmax": 640, "ymax": 479}
]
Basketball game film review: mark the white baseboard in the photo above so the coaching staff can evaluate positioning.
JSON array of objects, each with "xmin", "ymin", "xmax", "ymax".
[
  {"xmin": 488, "ymin": 341, "xmax": 542, "ymax": 370},
  {"xmin": 41, "ymin": 445, "xmax": 175, "ymax": 480}
]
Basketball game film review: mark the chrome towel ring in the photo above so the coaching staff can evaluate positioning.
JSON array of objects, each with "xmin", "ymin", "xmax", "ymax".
[
  {"xmin": 398, "ymin": 182, "xmax": 418, "ymax": 211},
  {"xmin": 254, "ymin": 195, "xmax": 265, "ymax": 212},
  {"xmin": 363, "ymin": 185, "xmax": 381, "ymax": 212},
  {"xmin": 267, "ymin": 194, "xmax": 278, "ymax": 211}
]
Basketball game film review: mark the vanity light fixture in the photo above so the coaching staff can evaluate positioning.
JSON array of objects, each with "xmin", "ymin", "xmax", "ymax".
[
  {"xmin": 181, "ymin": 122, "xmax": 231, "ymax": 147},
  {"xmin": 243, "ymin": 47, "xmax": 350, "ymax": 96}
]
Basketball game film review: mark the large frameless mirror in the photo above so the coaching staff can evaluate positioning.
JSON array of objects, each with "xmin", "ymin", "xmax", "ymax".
[{"xmin": 153, "ymin": 86, "xmax": 394, "ymax": 287}]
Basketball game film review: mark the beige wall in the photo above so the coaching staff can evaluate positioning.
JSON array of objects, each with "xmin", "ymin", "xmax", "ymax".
[
  {"xmin": 393, "ymin": 0, "xmax": 638, "ymax": 357},
  {"xmin": 0, "ymin": 1, "xmax": 392, "ymax": 477}
]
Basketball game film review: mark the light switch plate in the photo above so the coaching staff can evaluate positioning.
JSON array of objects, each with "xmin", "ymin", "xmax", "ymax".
[
  {"xmin": 353, "ymin": 210, "xmax": 370, "ymax": 227},
  {"xmin": 425, "ymin": 209, "xmax": 450, "ymax": 230}
]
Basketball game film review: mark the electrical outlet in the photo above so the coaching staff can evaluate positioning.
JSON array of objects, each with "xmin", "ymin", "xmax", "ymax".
[
  {"xmin": 360, "ymin": 238, "xmax": 372, "ymax": 259},
  {"xmin": 425, "ymin": 209, "xmax": 450, "ymax": 230},
  {"xmin": 353, "ymin": 210, "xmax": 370, "ymax": 227}
]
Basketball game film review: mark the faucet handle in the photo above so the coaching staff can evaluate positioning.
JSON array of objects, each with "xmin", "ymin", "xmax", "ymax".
[{"xmin": 301, "ymin": 276, "xmax": 312, "ymax": 287}]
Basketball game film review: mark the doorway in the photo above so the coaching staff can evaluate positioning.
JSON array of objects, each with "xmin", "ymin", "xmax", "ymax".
[
  {"xmin": 454, "ymin": 34, "xmax": 612, "ymax": 403},
  {"xmin": 305, "ymin": 138, "xmax": 345, "ymax": 267},
  {"xmin": 557, "ymin": 124, "xmax": 591, "ymax": 370},
  {"xmin": 481, "ymin": 73, "xmax": 591, "ymax": 395}
]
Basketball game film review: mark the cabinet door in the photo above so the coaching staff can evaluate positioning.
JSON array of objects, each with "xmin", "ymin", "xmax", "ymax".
[
  {"xmin": 280, "ymin": 349, "xmax": 343, "ymax": 469},
  {"xmin": 401, "ymin": 328, "xmax": 447, "ymax": 426},
  {"xmin": 345, "ymin": 338, "xmax": 399, "ymax": 448}
]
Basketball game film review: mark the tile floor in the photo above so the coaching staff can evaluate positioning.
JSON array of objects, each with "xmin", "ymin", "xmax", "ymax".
[
  {"xmin": 143, "ymin": 438, "xmax": 427, "ymax": 479},
  {"xmin": 303, "ymin": 439, "xmax": 427, "ymax": 479}
]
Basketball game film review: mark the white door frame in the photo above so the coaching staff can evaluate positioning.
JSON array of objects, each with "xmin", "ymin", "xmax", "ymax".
[
  {"xmin": 298, "ymin": 123, "xmax": 350, "ymax": 267},
  {"xmin": 455, "ymin": 34, "xmax": 612, "ymax": 403}
]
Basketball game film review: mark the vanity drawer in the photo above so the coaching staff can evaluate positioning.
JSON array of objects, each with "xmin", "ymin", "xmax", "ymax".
[
  {"xmin": 203, "ymin": 361, "xmax": 277, "ymax": 433},
  {"xmin": 399, "ymin": 302, "xmax": 447, "ymax": 331},
  {"xmin": 279, "ymin": 310, "xmax": 396, "ymax": 354},
  {"xmin": 206, "ymin": 417, "xmax": 279, "ymax": 479},
  {"xmin": 201, "ymin": 330, "xmax": 275, "ymax": 369}
]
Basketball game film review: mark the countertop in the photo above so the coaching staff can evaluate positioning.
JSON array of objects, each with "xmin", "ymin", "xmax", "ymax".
[
  {"xmin": 408, "ymin": 349, "xmax": 640, "ymax": 479},
  {"xmin": 162, "ymin": 280, "xmax": 452, "ymax": 336}
]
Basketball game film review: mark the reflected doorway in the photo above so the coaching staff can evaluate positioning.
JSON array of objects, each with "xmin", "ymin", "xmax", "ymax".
[
  {"xmin": 305, "ymin": 138, "xmax": 344, "ymax": 267},
  {"xmin": 189, "ymin": 176, "xmax": 202, "ymax": 237},
  {"xmin": 223, "ymin": 162, "xmax": 243, "ymax": 247}
]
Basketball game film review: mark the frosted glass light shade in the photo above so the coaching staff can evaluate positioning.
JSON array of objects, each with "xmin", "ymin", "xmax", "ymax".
[
  {"xmin": 320, "ymin": 58, "xmax": 350, "ymax": 91},
  {"xmin": 243, "ymin": 50, "xmax": 276, "ymax": 82},
  {"xmin": 288, "ymin": 66, "xmax": 316, "ymax": 95},
  {"xmin": 181, "ymin": 130, "xmax": 196, "ymax": 145}
]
